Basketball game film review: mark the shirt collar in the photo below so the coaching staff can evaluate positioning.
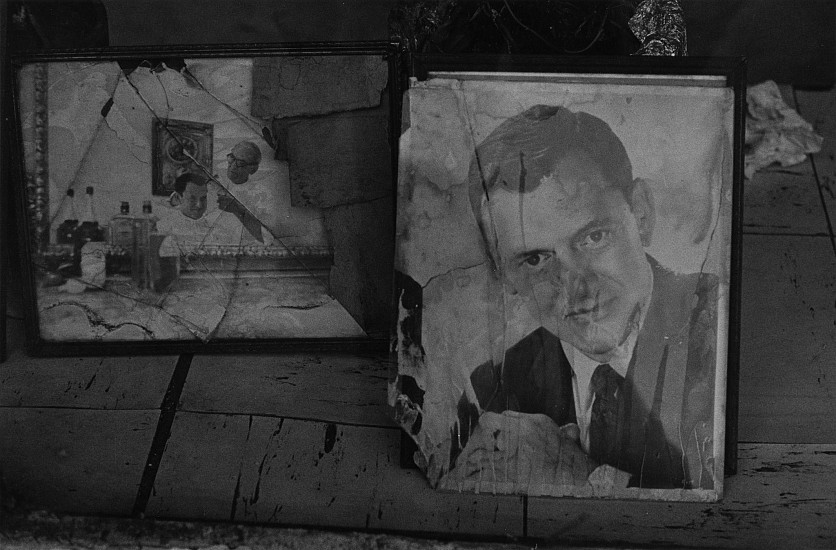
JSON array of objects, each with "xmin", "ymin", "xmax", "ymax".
[{"xmin": 562, "ymin": 265, "xmax": 653, "ymax": 378}]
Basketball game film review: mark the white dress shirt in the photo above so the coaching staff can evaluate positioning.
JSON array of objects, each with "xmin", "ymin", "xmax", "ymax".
[
  {"xmin": 560, "ymin": 271, "xmax": 653, "ymax": 453},
  {"xmin": 156, "ymin": 207, "xmax": 274, "ymax": 253}
]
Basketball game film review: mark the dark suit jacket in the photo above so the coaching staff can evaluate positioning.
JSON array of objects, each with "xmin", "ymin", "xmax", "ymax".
[{"xmin": 451, "ymin": 257, "xmax": 718, "ymax": 490}]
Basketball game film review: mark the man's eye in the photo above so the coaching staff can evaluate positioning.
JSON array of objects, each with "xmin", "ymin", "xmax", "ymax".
[
  {"xmin": 580, "ymin": 229, "xmax": 609, "ymax": 249},
  {"xmin": 522, "ymin": 253, "xmax": 548, "ymax": 267}
]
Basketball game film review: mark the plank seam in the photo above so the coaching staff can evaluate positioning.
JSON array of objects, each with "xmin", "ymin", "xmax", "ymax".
[
  {"xmin": 0, "ymin": 404, "xmax": 173, "ymax": 411},
  {"xmin": 175, "ymin": 407, "xmax": 400, "ymax": 429},
  {"xmin": 131, "ymin": 353, "xmax": 193, "ymax": 517},
  {"xmin": 741, "ymin": 230, "xmax": 832, "ymax": 237},
  {"xmin": 793, "ymin": 87, "xmax": 836, "ymax": 257}
]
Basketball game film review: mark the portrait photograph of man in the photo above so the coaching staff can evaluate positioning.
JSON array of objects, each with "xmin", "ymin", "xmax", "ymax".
[{"xmin": 392, "ymin": 72, "xmax": 735, "ymax": 501}]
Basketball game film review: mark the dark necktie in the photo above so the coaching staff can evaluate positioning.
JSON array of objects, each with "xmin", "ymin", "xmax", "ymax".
[{"xmin": 589, "ymin": 363, "xmax": 624, "ymax": 465}]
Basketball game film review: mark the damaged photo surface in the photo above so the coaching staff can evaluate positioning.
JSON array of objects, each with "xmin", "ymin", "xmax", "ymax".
[
  {"xmin": 16, "ymin": 54, "xmax": 392, "ymax": 343},
  {"xmin": 392, "ymin": 74, "xmax": 733, "ymax": 501}
]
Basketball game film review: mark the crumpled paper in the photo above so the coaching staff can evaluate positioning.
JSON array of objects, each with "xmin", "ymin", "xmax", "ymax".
[{"xmin": 745, "ymin": 80, "xmax": 823, "ymax": 179}]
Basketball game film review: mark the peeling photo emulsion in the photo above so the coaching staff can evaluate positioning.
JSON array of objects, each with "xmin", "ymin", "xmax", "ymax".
[
  {"xmin": 17, "ymin": 56, "xmax": 388, "ymax": 343},
  {"xmin": 391, "ymin": 76, "xmax": 734, "ymax": 501}
]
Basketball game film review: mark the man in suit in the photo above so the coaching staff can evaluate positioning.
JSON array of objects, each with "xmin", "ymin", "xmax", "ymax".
[{"xmin": 449, "ymin": 105, "xmax": 717, "ymax": 491}]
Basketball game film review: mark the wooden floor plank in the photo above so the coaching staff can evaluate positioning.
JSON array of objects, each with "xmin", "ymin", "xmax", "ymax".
[
  {"xmin": 4, "ymin": 442, "xmax": 835, "ymax": 548},
  {"xmin": 527, "ymin": 443, "xmax": 836, "ymax": 548},
  {"xmin": 0, "ymin": 408, "xmax": 159, "ymax": 516},
  {"xmin": 145, "ymin": 412, "xmax": 525, "ymax": 537},
  {"xmin": 794, "ymin": 88, "xmax": 836, "ymax": 229},
  {"xmin": 738, "ymin": 234, "xmax": 836, "ymax": 443},
  {"xmin": 182, "ymin": 353, "xmax": 393, "ymax": 427},
  {"xmin": 743, "ymin": 166, "xmax": 829, "ymax": 235},
  {"xmin": 743, "ymin": 84, "xmax": 828, "ymax": 235},
  {"xmin": 0, "ymin": 319, "xmax": 179, "ymax": 410},
  {"xmin": 145, "ymin": 413, "xmax": 249, "ymax": 521}
]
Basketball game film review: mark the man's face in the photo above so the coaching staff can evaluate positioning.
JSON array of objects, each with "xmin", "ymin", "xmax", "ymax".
[
  {"xmin": 226, "ymin": 144, "xmax": 259, "ymax": 185},
  {"xmin": 179, "ymin": 182, "xmax": 207, "ymax": 220},
  {"xmin": 488, "ymin": 152, "xmax": 653, "ymax": 361}
]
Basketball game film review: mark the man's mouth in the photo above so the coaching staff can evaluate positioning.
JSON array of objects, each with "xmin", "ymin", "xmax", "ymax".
[
  {"xmin": 564, "ymin": 293, "xmax": 610, "ymax": 321},
  {"xmin": 565, "ymin": 303, "xmax": 598, "ymax": 319}
]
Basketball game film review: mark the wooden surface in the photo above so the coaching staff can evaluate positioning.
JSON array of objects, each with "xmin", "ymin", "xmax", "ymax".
[
  {"xmin": 3, "ymin": 88, "xmax": 836, "ymax": 548},
  {"xmin": 742, "ymin": 85, "xmax": 829, "ymax": 236},
  {"xmin": 0, "ymin": 408, "xmax": 159, "ymax": 516},
  {"xmin": 739, "ymin": 235, "xmax": 836, "ymax": 442},
  {"xmin": 183, "ymin": 352, "xmax": 392, "ymax": 426},
  {"xmin": 146, "ymin": 412, "xmax": 524, "ymax": 536},
  {"xmin": 796, "ymin": 88, "xmax": 836, "ymax": 223},
  {"xmin": 528, "ymin": 443, "xmax": 836, "ymax": 548},
  {"xmin": 1, "ymin": 320, "xmax": 178, "ymax": 410}
]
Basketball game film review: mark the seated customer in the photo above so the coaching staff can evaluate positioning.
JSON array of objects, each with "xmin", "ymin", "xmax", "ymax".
[{"xmin": 158, "ymin": 172, "xmax": 274, "ymax": 252}]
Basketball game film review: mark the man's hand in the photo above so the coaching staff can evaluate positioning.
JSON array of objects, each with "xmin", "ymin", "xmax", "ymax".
[
  {"xmin": 448, "ymin": 411, "xmax": 599, "ymax": 490},
  {"xmin": 216, "ymin": 188, "xmax": 266, "ymax": 243},
  {"xmin": 217, "ymin": 187, "xmax": 237, "ymax": 212}
]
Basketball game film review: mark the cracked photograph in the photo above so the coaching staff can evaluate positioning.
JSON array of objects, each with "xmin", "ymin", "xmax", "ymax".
[
  {"xmin": 390, "ymin": 65, "xmax": 742, "ymax": 501},
  {"xmin": 11, "ymin": 47, "xmax": 395, "ymax": 351}
]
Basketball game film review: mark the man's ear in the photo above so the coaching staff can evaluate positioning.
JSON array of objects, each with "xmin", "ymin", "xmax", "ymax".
[
  {"xmin": 628, "ymin": 177, "xmax": 655, "ymax": 248},
  {"xmin": 169, "ymin": 191, "xmax": 182, "ymax": 207}
]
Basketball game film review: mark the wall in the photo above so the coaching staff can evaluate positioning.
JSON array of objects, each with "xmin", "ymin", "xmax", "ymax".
[{"xmin": 682, "ymin": 0, "xmax": 835, "ymax": 89}]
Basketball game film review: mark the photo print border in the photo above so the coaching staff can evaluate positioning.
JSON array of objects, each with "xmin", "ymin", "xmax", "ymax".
[
  {"xmin": 8, "ymin": 41, "xmax": 401, "ymax": 356},
  {"xmin": 390, "ymin": 54, "xmax": 744, "ymax": 501}
]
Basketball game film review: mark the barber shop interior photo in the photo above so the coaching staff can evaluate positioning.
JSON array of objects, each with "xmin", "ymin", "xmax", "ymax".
[{"xmin": 1, "ymin": 1, "xmax": 835, "ymax": 549}]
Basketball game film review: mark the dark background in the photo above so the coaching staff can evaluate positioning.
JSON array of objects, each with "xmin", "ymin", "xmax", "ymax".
[
  {"xmin": 1, "ymin": 0, "xmax": 834, "ymax": 333},
  {"xmin": 104, "ymin": 0, "xmax": 835, "ymax": 89},
  {"xmin": 3, "ymin": 0, "xmax": 835, "ymax": 85}
]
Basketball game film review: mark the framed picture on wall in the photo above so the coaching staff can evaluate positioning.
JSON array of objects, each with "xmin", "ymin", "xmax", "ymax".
[
  {"xmin": 390, "ymin": 55, "xmax": 744, "ymax": 501},
  {"xmin": 7, "ymin": 42, "xmax": 399, "ymax": 355},
  {"xmin": 152, "ymin": 119, "xmax": 214, "ymax": 197}
]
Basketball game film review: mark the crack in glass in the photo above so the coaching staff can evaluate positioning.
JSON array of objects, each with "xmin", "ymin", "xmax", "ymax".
[{"xmin": 19, "ymin": 56, "xmax": 371, "ymax": 343}]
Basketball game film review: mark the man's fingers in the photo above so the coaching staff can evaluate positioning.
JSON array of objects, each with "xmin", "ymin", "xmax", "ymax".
[{"xmin": 558, "ymin": 423, "xmax": 581, "ymax": 442}]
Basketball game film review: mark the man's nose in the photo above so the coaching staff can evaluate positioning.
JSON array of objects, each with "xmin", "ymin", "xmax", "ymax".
[{"xmin": 550, "ymin": 256, "xmax": 594, "ymax": 299}]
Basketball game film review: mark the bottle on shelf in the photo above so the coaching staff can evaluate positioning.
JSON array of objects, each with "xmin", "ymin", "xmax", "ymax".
[
  {"xmin": 142, "ymin": 200, "xmax": 159, "ymax": 231},
  {"xmin": 55, "ymin": 188, "xmax": 79, "ymax": 244},
  {"xmin": 131, "ymin": 200, "xmax": 160, "ymax": 289},
  {"xmin": 72, "ymin": 186, "xmax": 104, "ymax": 276},
  {"xmin": 105, "ymin": 201, "xmax": 132, "ymax": 275},
  {"xmin": 76, "ymin": 186, "xmax": 103, "ymax": 245},
  {"xmin": 109, "ymin": 201, "xmax": 133, "ymax": 248}
]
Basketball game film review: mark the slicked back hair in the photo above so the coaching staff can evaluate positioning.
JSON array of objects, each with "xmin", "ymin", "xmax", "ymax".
[
  {"xmin": 173, "ymin": 172, "xmax": 208, "ymax": 195},
  {"xmin": 467, "ymin": 105, "xmax": 634, "ymax": 271}
]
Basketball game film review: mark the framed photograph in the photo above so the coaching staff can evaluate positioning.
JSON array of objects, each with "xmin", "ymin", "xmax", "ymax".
[
  {"xmin": 152, "ymin": 119, "xmax": 213, "ymax": 197},
  {"xmin": 8, "ymin": 42, "xmax": 399, "ymax": 355},
  {"xmin": 390, "ymin": 55, "xmax": 744, "ymax": 501}
]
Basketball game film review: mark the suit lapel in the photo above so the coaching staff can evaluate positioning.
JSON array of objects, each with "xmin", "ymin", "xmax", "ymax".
[
  {"xmin": 622, "ymin": 259, "xmax": 699, "ymax": 486},
  {"xmin": 502, "ymin": 327, "xmax": 577, "ymax": 427}
]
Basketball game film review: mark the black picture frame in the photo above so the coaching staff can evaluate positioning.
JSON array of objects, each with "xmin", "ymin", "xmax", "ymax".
[
  {"xmin": 390, "ymin": 53, "xmax": 744, "ymax": 500},
  {"xmin": 0, "ymin": 2, "xmax": 8, "ymax": 363},
  {"xmin": 0, "ymin": 5, "xmax": 11, "ymax": 363},
  {"xmin": 7, "ymin": 41, "xmax": 400, "ymax": 356}
]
